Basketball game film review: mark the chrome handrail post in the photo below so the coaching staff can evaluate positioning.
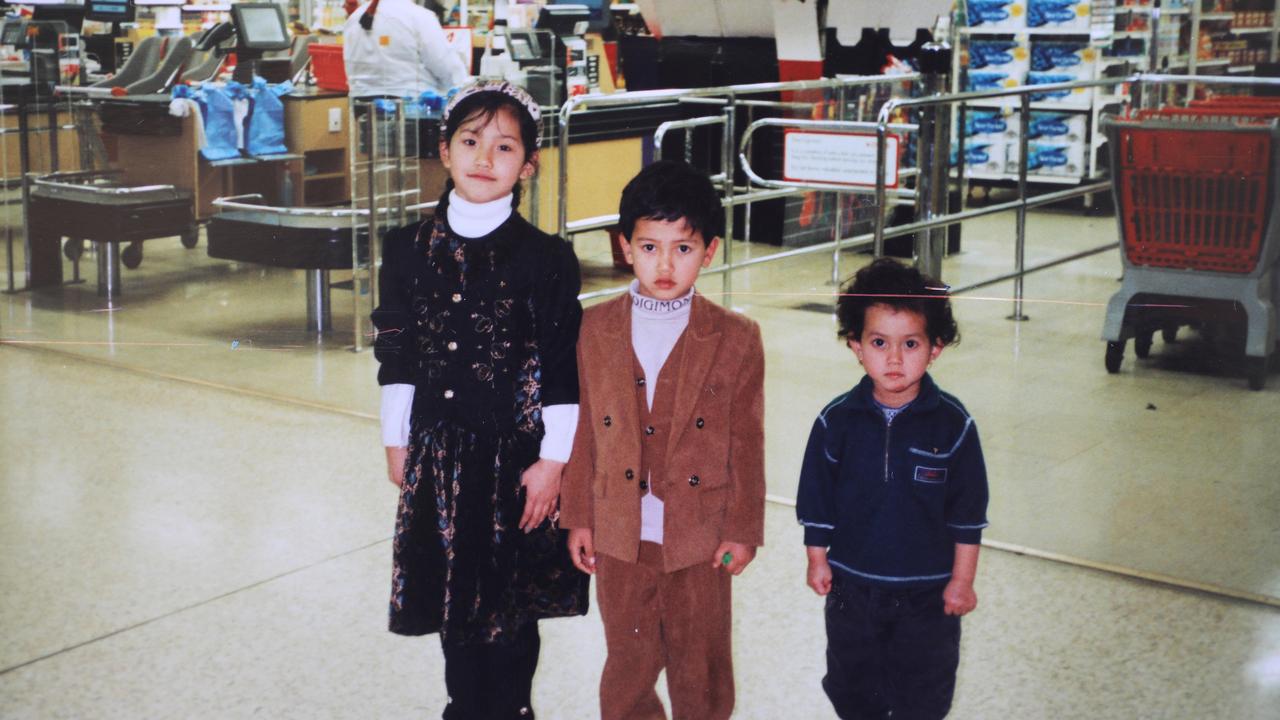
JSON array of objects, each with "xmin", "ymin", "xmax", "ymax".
[{"xmin": 1010, "ymin": 92, "xmax": 1031, "ymax": 321}]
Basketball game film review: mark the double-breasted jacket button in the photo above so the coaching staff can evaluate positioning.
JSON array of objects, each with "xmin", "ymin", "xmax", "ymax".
[
  {"xmin": 625, "ymin": 468, "xmax": 635, "ymax": 480},
  {"xmin": 451, "ymin": 293, "xmax": 463, "ymax": 303},
  {"xmin": 636, "ymin": 377, "xmax": 646, "ymax": 387},
  {"xmin": 446, "ymin": 341, "xmax": 458, "ymax": 351},
  {"xmin": 639, "ymin": 479, "xmax": 649, "ymax": 491},
  {"xmin": 688, "ymin": 474, "xmax": 700, "ymax": 487},
  {"xmin": 695, "ymin": 417, "xmax": 705, "ymax": 429},
  {"xmin": 443, "ymin": 389, "xmax": 455, "ymax": 399},
  {"xmin": 603, "ymin": 415, "xmax": 612, "ymax": 427},
  {"xmin": 645, "ymin": 425, "xmax": 655, "ymax": 435}
]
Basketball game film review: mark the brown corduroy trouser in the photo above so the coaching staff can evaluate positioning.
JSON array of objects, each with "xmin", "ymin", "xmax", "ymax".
[{"xmin": 595, "ymin": 541, "xmax": 734, "ymax": 720}]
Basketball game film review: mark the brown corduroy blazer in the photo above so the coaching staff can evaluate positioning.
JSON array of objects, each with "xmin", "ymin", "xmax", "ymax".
[{"xmin": 560, "ymin": 292, "xmax": 766, "ymax": 573}]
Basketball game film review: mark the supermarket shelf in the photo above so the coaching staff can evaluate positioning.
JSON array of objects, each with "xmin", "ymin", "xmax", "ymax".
[
  {"xmin": 1115, "ymin": 6, "xmax": 1154, "ymax": 14},
  {"xmin": 1162, "ymin": 56, "xmax": 1233, "ymax": 70},
  {"xmin": 960, "ymin": 27, "xmax": 1093, "ymax": 36},
  {"xmin": 1200, "ymin": 12, "xmax": 1235, "ymax": 21},
  {"xmin": 1161, "ymin": 7, "xmax": 1190, "ymax": 15},
  {"xmin": 1227, "ymin": 64, "xmax": 1258, "ymax": 74},
  {"xmin": 965, "ymin": 171, "xmax": 1086, "ymax": 185},
  {"xmin": 1100, "ymin": 56, "xmax": 1147, "ymax": 68},
  {"xmin": 1112, "ymin": 31, "xmax": 1149, "ymax": 39},
  {"xmin": 1229, "ymin": 26, "xmax": 1274, "ymax": 35},
  {"xmin": 1030, "ymin": 100, "xmax": 1096, "ymax": 111}
]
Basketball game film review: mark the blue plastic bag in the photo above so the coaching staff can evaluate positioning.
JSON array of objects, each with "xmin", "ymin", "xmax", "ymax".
[
  {"xmin": 194, "ymin": 82, "xmax": 243, "ymax": 161},
  {"xmin": 246, "ymin": 78, "xmax": 292, "ymax": 157}
]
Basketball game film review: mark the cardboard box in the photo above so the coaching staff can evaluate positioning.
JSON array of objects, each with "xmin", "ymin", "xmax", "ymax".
[
  {"xmin": 1027, "ymin": 72, "xmax": 1093, "ymax": 107},
  {"xmin": 967, "ymin": 0, "xmax": 1028, "ymax": 30},
  {"xmin": 1026, "ymin": 0, "xmax": 1091, "ymax": 32},
  {"xmin": 1007, "ymin": 140, "xmax": 1087, "ymax": 176},
  {"xmin": 1030, "ymin": 40, "xmax": 1097, "ymax": 81}
]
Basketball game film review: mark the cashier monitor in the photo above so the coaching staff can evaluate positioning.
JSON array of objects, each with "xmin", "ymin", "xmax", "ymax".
[
  {"xmin": 1, "ymin": 19, "xmax": 26, "ymax": 48},
  {"xmin": 229, "ymin": 2, "xmax": 290, "ymax": 82},
  {"xmin": 506, "ymin": 30, "xmax": 546, "ymax": 64},
  {"xmin": 84, "ymin": 0, "xmax": 136, "ymax": 24},
  {"xmin": 536, "ymin": 5, "xmax": 591, "ymax": 37}
]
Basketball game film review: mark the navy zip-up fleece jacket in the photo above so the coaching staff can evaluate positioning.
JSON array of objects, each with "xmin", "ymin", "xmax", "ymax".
[{"xmin": 796, "ymin": 373, "xmax": 989, "ymax": 589}]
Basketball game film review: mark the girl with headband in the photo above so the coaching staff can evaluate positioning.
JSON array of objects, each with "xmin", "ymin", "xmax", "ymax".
[{"xmin": 372, "ymin": 80, "xmax": 586, "ymax": 719}]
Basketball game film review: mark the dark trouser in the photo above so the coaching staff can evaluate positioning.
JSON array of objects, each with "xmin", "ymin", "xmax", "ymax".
[
  {"xmin": 595, "ymin": 542, "xmax": 735, "ymax": 720},
  {"xmin": 440, "ymin": 622, "xmax": 541, "ymax": 720},
  {"xmin": 822, "ymin": 577, "xmax": 960, "ymax": 720}
]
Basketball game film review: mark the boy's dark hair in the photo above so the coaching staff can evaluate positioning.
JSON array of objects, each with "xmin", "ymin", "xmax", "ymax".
[
  {"xmin": 837, "ymin": 258, "xmax": 960, "ymax": 346},
  {"xmin": 618, "ymin": 160, "xmax": 724, "ymax": 245},
  {"xmin": 441, "ymin": 91, "xmax": 541, "ymax": 207}
]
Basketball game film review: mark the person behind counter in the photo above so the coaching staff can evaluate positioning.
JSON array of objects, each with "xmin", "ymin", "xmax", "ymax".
[{"xmin": 342, "ymin": 0, "xmax": 469, "ymax": 97}]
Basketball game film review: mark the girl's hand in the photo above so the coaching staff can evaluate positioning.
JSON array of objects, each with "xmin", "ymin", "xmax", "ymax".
[
  {"xmin": 385, "ymin": 446, "xmax": 408, "ymax": 488},
  {"xmin": 806, "ymin": 546, "xmax": 833, "ymax": 596},
  {"xmin": 943, "ymin": 578, "xmax": 977, "ymax": 616},
  {"xmin": 519, "ymin": 458, "xmax": 565, "ymax": 532}
]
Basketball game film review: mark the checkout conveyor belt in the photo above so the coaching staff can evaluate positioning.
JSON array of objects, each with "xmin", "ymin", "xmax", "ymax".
[
  {"xmin": 26, "ymin": 172, "xmax": 195, "ymax": 305},
  {"xmin": 207, "ymin": 196, "xmax": 436, "ymax": 333}
]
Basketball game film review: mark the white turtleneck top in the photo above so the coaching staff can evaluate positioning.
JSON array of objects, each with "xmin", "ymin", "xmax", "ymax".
[
  {"xmin": 630, "ymin": 280, "xmax": 695, "ymax": 545},
  {"xmin": 380, "ymin": 190, "xmax": 580, "ymax": 463}
]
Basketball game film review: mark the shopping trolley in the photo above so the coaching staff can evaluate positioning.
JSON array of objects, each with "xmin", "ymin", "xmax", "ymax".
[{"xmin": 1100, "ymin": 97, "xmax": 1280, "ymax": 390}]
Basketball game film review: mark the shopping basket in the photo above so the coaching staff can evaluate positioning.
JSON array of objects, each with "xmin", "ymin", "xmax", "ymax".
[
  {"xmin": 1099, "ymin": 103, "xmax": 1280, "ymax": 389},
  {"xmin": 309, "ymin": 43, "xmax": 347, "ymax": 92}
]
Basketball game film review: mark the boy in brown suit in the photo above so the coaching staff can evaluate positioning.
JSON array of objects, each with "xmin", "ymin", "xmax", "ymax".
[{"xmin": 560, "ymin": 161, "xmax": 766, "ymax": 720}]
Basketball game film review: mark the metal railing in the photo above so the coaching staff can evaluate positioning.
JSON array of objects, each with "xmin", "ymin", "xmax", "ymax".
[{"xmin": 556, "ymin": 74, "xmax": 921, "ymax": 301}]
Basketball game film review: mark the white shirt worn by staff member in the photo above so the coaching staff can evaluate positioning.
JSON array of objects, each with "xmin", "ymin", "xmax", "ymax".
[{"xmin": 342, "ymin": 0, "xmax": 470, "ymax": 98}]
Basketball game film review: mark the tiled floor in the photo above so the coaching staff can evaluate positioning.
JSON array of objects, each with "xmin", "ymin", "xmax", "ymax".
[{"xmin": 2, "ymin": 204, "xmax": 1279, "ymax": 718}]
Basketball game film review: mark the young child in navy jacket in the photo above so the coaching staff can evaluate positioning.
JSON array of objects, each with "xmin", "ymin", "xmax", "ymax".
[{"xmin": 797, "ymin": 258, "xmax": 989, "ymax": 720}]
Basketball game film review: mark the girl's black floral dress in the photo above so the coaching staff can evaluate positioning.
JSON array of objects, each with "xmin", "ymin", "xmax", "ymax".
[{"xmin": 372, "ymin": 198, "xmax": 589, "ymax": 645}]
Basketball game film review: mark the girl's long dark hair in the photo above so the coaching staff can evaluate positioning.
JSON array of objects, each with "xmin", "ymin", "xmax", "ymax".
[{"xmin": 441, "ymin": 92, "xmax": 541, "ymax": 208}]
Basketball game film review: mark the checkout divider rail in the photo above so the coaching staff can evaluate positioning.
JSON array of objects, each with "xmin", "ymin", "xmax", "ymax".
[
  {"xmin": 574, "ymin": 73, "xmax": 1280, "ymax": 317},
  {"xmin": 557, "ymin": 75, "xmax": 922, "ymax": 304},
  {"xmin": 737, "ymin": 78, "xmax": 1129, "ymax": 316}
]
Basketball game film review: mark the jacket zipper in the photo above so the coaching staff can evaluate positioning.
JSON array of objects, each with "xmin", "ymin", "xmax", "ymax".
[{"xmin": 883, "ymin": 414, "xmax": 894, "ymax": 482}]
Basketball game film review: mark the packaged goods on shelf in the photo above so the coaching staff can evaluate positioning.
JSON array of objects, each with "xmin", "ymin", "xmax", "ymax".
[
  {"xmin": 1031, "ymin": 39, "xmax": 1098, "ymax": 80},
  {"xmin": 962, "ymin": 70, "xmax": 1024, "ymax": 95},
  {"xmin": 1007, "ymin": 140, "xmax": 1087, "ymax": 175},
  {"xmin": 1105, "ymin": 37, "xmax": 1148, "ymax": 58},
  {"xmin": 967, "ymin": 0, "xmax": 1029, "ymax": 29},
  {"xmin": 959, "ymin": 106, "xmax": 1013, "ymax": 172},
  {"xmin": 969, "ymin": 36, "xmax": 1031, "ymax": 76},
  {"xmin": 1027, "ymin": 0, "xmax": 1092, "ymax": 31},
  {"xmin": 1027, "ymin": 72, "xmax": 1094, "ymax": 106},
  {"xmin": 965, "ymin": 106, "xmax": 1015, "ymax": 137},
  {"xmin": 954, "ymin": 140, "xmax": 1009, "ymax": 173},
  {"xmin": 1025, "ymin": 110, "xmax": 1088, "ymax": 142}
]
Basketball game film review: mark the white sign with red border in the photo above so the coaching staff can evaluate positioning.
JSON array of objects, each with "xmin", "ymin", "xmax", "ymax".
[{"xmin": 783, "ymin": 130, "xmax": 900, "ymax": 188}]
